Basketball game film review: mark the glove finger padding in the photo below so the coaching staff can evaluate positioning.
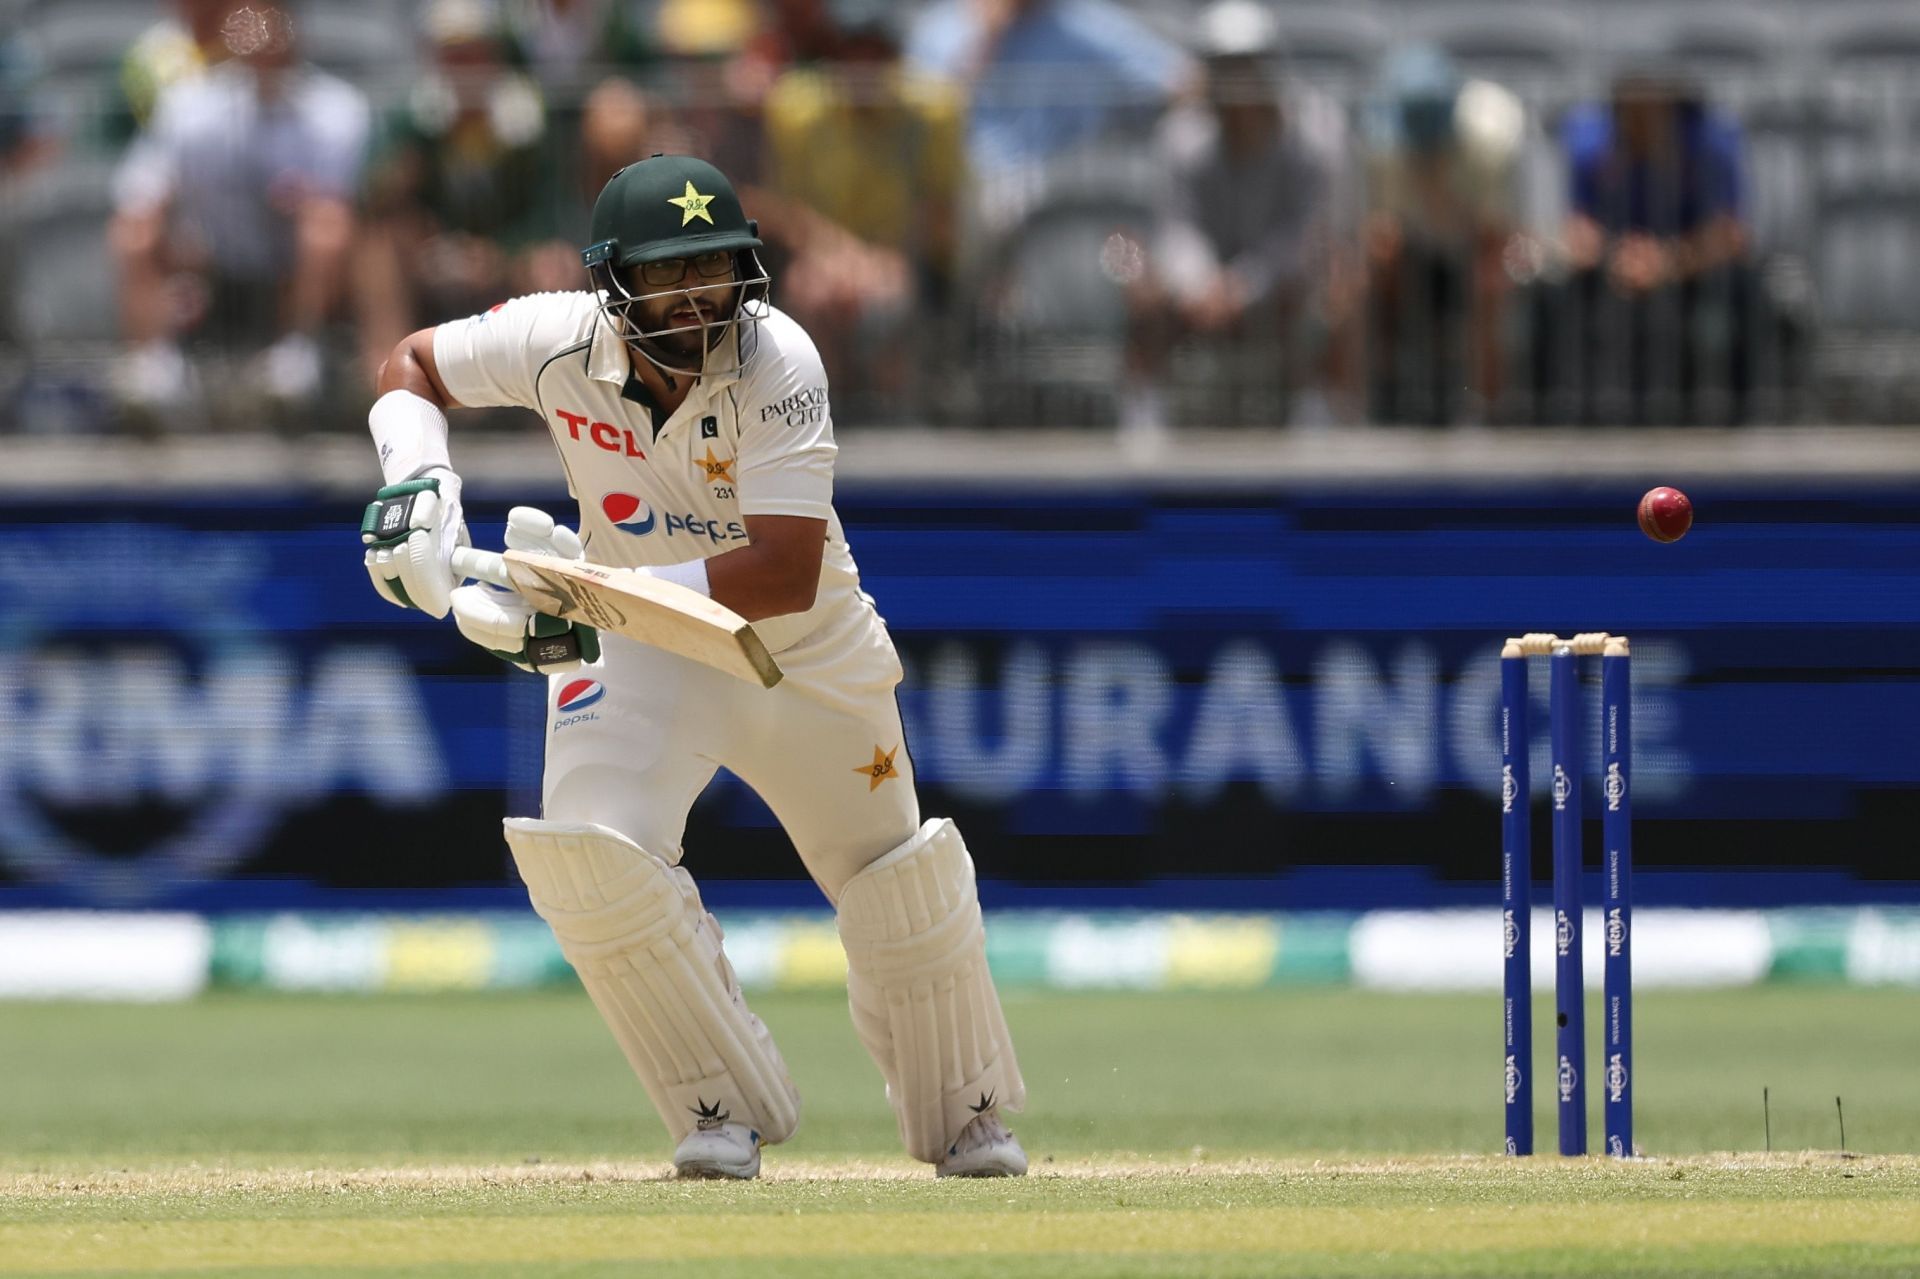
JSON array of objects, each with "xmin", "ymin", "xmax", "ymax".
[
  {"xmin": 452, "ymin": 582, "xmax": 532, "ymax": 654},
  {"xmin": 451, "ymin": 583, "xmax": 599, "ymax": 674},
  {"xmin": 504, "ymin": 505, "xmax": 584, "ymax": 559},
  {"xmin": 449, "ymin": 504, "xmax": 600, "ymax": 675},
  {"xmin": 361, "ymin": 473, "xmax": 467, "ymax": 618},
  {"xmin": 500, "ymin": 506, "xmax": 597, "ymax": 670}
]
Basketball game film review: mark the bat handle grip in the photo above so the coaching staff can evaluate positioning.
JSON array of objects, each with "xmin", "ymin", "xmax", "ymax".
[{"xmin": 451, "ymin": 546, "xmax": 510, "ymax": 588}]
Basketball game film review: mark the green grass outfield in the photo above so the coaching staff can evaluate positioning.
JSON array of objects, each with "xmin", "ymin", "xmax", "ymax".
[{"xmin": 3, "ymin": 988, "xmax": 1918, "ymax": 1277}]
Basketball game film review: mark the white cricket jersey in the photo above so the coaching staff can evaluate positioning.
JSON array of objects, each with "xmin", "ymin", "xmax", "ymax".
[{"xmin": 433, "ymin": 293, "xmax": 882, "ymax": 665}]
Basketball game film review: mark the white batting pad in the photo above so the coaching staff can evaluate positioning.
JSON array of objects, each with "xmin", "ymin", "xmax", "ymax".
[
  {"xmin": 835, "ymin": 818, "xmax": 1025, "ymax": 1163},
  {"xmin": 504, "ymin": 818, "xmax": 800, "ymax": 1145}
]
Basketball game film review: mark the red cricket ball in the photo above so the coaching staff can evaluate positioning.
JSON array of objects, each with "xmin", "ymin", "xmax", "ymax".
[{"xmin": 1638, "ymin": 487, "xmax": 1693, "ymax": 543}]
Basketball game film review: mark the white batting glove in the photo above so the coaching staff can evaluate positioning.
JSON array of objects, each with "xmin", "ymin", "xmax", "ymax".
[
  {"xmin": 451, "ymin": 507, "xmax": 600, "ymax": 673},
  {"xmin": 360, "ymin": 468, "xmax": 468, "ymax": 618}
]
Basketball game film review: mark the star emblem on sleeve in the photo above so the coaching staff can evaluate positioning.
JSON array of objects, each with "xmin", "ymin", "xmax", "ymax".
[
  {"xmin": 854, "ymin": 744, "xmax": 900, "ymax": 791},
  {"xmin": 667, "ymin": 180, "xmax": 717, "ymax": 226},
  {"xmin": 696, "ymin": 446, "xmax": 736, "ymax": 485}
]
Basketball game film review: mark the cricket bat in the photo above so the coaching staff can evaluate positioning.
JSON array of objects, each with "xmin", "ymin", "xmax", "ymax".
[{"xmin": 451, "ymin": 547, "xmax": 783, "ymax": 689}]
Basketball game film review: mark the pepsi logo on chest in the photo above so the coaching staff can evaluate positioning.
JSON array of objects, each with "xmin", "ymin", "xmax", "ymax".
[{"xmin": 602, "ymin": 493, "xmax": 656, "ymax": 535}]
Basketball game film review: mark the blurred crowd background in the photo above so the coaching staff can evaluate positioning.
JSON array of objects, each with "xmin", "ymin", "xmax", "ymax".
[
  {"xmin": 3, "ymin": 0, "xmax": 1918, "ymax": 976},
  {"xmin": 0, "ymin": 0, "xmax": 1915, "ymax": 442}
]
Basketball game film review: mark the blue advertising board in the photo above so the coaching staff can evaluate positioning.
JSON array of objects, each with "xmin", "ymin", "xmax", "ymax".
[{"xmin": 1, "ymin": 481, "xmax": 1916, "ymax": 910}]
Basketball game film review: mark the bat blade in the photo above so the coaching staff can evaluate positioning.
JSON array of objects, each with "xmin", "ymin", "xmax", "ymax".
[{"xmin": 499, "ymin": 550, "xmax": 783, "ymax": 689}]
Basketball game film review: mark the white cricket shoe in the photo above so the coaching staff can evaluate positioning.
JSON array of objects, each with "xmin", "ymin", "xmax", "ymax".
[
  {"xmin": 935, "ymin": 1109, "xmax": 1028, "ymax": 1178},
  {"xmin": 673, "ymin": 1121, "xmax": 762, "ymax": 1180}
]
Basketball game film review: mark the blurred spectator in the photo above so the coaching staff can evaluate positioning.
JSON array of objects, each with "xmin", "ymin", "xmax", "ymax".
[
  {"xmin": 722, "ymin": 0, "xmax": 841, "ymax": 92},
  {"xmin": 112, "ymin": 0, "xmax": 238, "ymax": 144},
  {"xmin": 512, "ymin": 77, "xmax": 689, "ymax": 295},
  {"xmin": 0, "ymin": 37, "xmax": 56, "ymax": 178},
  {"xmin": 679, "ymin": 0, "xmax": 855, "ymax": 193},
  {"xmin": 496, "ymin": 0, "xmax": 665, "ymax": 240},
  {"xmin": 578, "ymin": 81, "xmax": 681, "ymax": 193},
  {"xmin": 109, "ymin": 2, "xmax": 370, "ymax": 421},
  {"xmin": 354, "ymin": 0, "xmax": 561, "ymax": 380},
  {"xmin": 905, "ymin": 0, "xmax": 1192, "ymax": 179},
  {"xmin": 486, "ymin": 0, "xmax": 709, "ymax": 296},
  {"xmin": 500, "ymin": 0, "xmax": 660, "ymax": 91},
  {"xmin": 1554, "ymin": 71, "xmax": 1754, "ymax": 425},
  {"xmin": 1, "ymin": 35, "xmax": 59, "ymax": 356},
  {"xmin": 1362, "ymin": 46, "xmax": 1527, "ymax": 425},
  {"xmin": 756, "ymin": 0, "xmax": 965, "ymax": 414},
  {"xmin": 1119, "ymin": 0, "xmax": 1357, "ymax": 447}
]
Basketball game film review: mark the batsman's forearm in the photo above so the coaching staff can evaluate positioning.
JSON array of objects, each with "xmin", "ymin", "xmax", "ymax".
[{"xmin": 705, "ymin": 541, "xmax": 821, "ymax": 622}]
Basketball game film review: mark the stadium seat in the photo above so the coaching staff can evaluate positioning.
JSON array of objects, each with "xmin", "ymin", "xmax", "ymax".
[
  {"xmin": 21, "ymin": 0, "xmax": 157, "ymax": 72},
  {"xmin": 974, "ymin": 197, "xmax": 1155, "ymax": 425},
  {"xmin": 1814, "ymin": 2, "xmax": 1920, "ymax": 73},
  {"xmin": 1403, "ymin": 4, "xmax": 1589, "ymax": 93},
  {"xmin": 297, "ymin": 0, "xmax": 414, "ymax": 75},
  {"xmin": 1809, "ymin": 167, "xmax": 1920, "ymax": 421},
  {"xmin": 24, "ymin": 0, "xmax": 413, "ymax": 76},
  {"xmin": 1273, "ymin": 7, "xmax": 1393, "ymax": 93},
  {"xmin": 3, "ymin": 158, "xmax": 119, "ymax": 344},
  {"xmin": 1114, "ymin": 0, "xmax": 1197, "ymax": 51},
  {"xmin": 1816, "ymin": 176, "xmax": 1920, "ymax": 331},
  {"xmin": 987, "ymin": 199, "xmax": 1149, "ymax": 340},
  {"xmin": 1662, "ymin": 5, "xmax": 1794, "ymax": 80},
  {"xmin": 964, "ymin": 142, "xmax": 1160, "ymax": 425},
  {"xmin": 1736, "ymin": 103, "xmax": 1816, "ymax": 255}
]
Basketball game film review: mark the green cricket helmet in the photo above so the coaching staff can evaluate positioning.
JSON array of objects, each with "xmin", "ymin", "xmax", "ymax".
[{"xmin": 582, "ymin": 154, "xmax": 771, "ymax": 378}]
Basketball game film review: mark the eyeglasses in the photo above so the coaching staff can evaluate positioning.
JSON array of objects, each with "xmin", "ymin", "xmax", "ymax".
[{"xmin": 638, "ymin": 251, "xmax": 735, "ymax": 288}]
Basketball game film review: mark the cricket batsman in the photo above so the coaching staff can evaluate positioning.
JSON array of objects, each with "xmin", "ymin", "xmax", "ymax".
[{"xmin": 356, "ymin": 155, "xmax": 1026, "ymax": 1179}]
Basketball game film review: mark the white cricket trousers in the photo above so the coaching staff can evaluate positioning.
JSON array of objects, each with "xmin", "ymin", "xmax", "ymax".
[{"xmin": 538, "ymin": 626, "xmax": 920, "ymax": 902}]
